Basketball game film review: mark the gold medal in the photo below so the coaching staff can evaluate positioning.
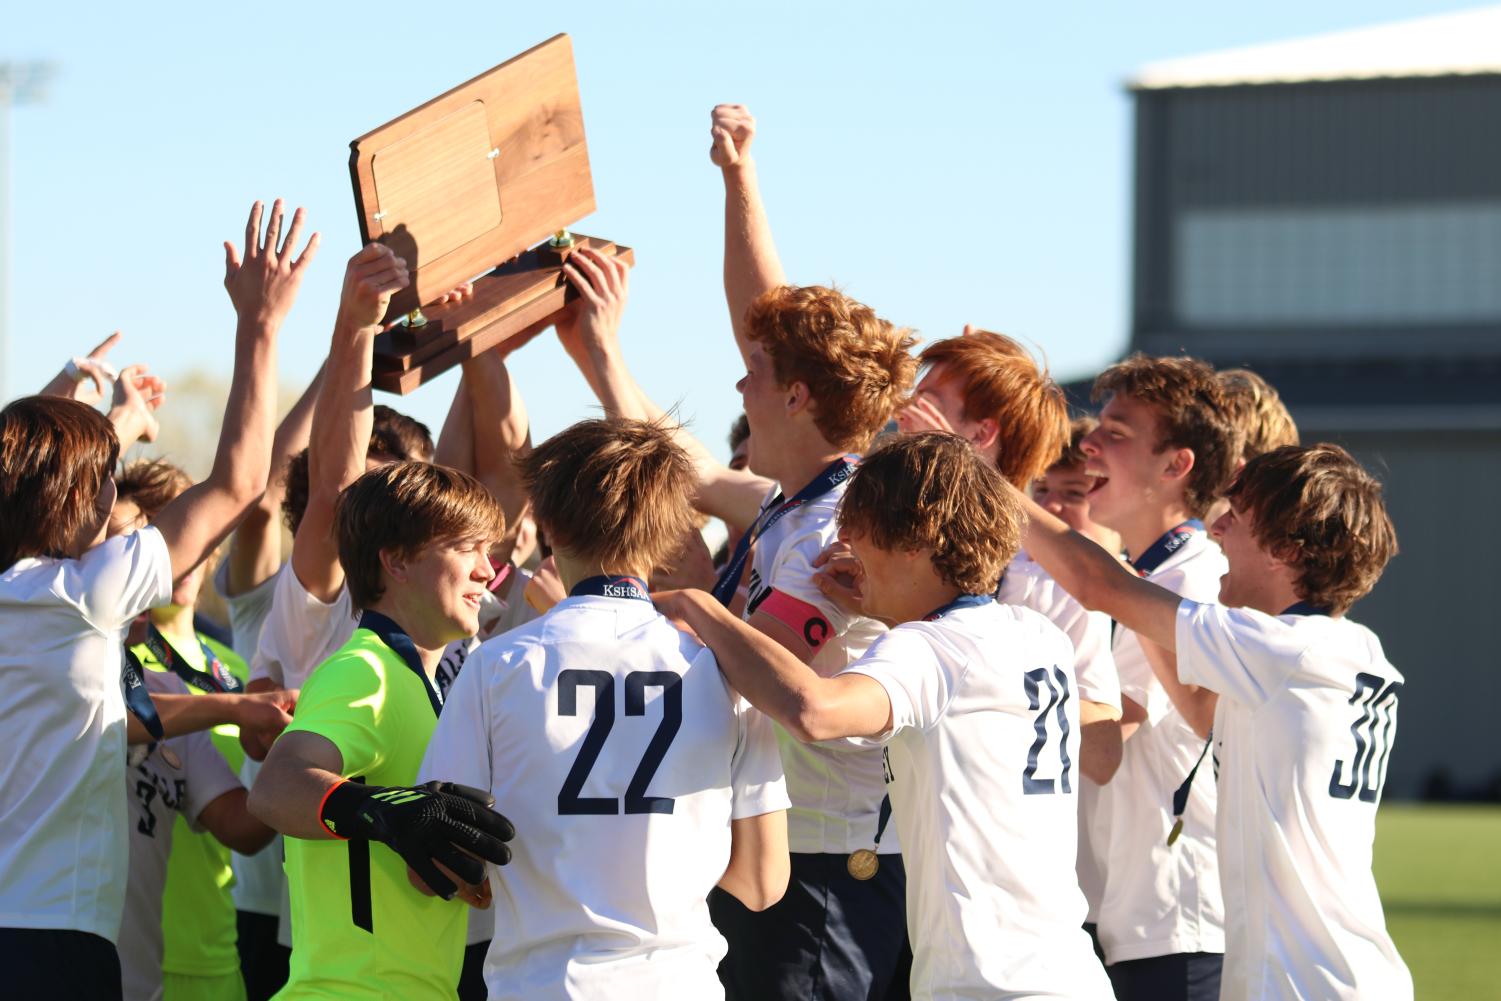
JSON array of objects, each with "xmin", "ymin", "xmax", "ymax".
[
  {"xmin": 159, "ymin": 745, "xmax": 182, "ymax": 770},
  {"xmin": 1166, "ymin": 818, "xmax": 1184, "ymax": 846},
  {"xmin": 846, "ymin": 848, "xmax": 879, "ymax": 881}
]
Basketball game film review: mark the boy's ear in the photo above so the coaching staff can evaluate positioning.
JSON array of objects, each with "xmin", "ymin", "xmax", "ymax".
[
  {"xmin": 1162, "ymin": 446, "xmax": 1196, "ymax": 485},
  {"xmin": 785, "ymin": 380, "xmax": 812, "ymax": 415},
  {"xmin": 378, "ymin": 547, "xmax": 409, "ymax": 585}
]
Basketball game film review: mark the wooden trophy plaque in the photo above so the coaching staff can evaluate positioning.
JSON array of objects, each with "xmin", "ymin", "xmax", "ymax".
[{"xmin": 349, "ymin": 34, "xmax": 632, "ymax": 394}]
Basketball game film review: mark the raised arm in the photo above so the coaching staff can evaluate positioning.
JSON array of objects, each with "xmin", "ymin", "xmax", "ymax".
[
  {"xmin": 712, "ymin": 104, "xmax": 786, "ymax": 360},
  {"xmin": 225, "ymin": 362, "xmax": 325, "ymax": 596},
  {"xmin": 151, "ymin": 200, "xmax": 318, "ymax": 582},
  {"xmin": 557, "ymin": 248, "xmax": 773, "ymax": 534},
  {"xmin": 289, "ymin": 244, "xmax": 408, "ymax": 602},
  {"xmin": 461, "ymin": 348, "xmax": 531, "ymax": 561}
]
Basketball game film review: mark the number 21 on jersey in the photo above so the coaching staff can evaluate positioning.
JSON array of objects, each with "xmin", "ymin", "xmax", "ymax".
[
  {"xmin": 1023, "ymin": 666, "xmax": 1074, "ymax": 795},
  {"xmin": 557, "ymin": 669, "xmax": 684, "ymax": 816}
]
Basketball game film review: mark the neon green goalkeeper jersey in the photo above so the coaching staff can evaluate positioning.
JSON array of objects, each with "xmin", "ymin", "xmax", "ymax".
[{"xmin": 275, "ymin": 627, "xmax": 467, "ymax": 1000}]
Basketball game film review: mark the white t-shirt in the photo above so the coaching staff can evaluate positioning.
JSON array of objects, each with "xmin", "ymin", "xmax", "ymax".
[
  {"xmin": 1096, "ymin": 531, "xmax": 1227, "ymax": 964},
  {"xmin": 120, "ymin": 672, "xmax": 242, "ymax": 1001},
  {"xmin": 213, "ymin": 561, "xmax": 284, "ymax": 916},
  {"xmin": 745, "ymin": 483, "xmax": 892, "ymax": 855},
  {"xmin": 419, "ymin": 589, "xmax": 789, "ymax": 1001},
  {"xmin": 248, "ymin": 562, "xmax": 356, "ymax": 690},
  {"xmin": 999, "ymin": 552, "xmax": 1120, "ymax": 920},
  {"xmin": 1176, "ymin": 601, "xmax": 1412, "ymax": 1001},
  {"xmin": 842, "ymin": 601, "xmax": 1113, "ymax": 1000},
  {"xmin": 0, "ymin": 527, "xmax": 173, "ymax": 943}
]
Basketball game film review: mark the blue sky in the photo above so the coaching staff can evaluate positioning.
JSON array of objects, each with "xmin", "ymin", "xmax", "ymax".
[{"xmin": 3, "ymin": 1, "xmax": 1473, "ymax": 459}]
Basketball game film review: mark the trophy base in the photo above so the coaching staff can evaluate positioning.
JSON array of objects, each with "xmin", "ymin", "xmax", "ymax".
[{"xmin": 372, "ymin": 234, "xmax": 632, "ymax": 395}]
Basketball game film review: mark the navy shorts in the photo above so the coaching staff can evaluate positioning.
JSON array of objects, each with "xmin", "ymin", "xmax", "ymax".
[
  {"xmin": 0, "ymin": 927, "xmax": 122, "ymax": 1000},
  {"xmin": 1107, "ymin": 951, "xmax": 1223, "ymax": 1001},
  {"xmin": 711, "ymin": 851, "xmax": 909, "ymax": 1001}
]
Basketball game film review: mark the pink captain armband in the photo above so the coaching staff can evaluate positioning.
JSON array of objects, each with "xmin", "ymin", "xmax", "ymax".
[{"xmin": 755, "ymin": 589, "xmax": 834, "ymax": 654}]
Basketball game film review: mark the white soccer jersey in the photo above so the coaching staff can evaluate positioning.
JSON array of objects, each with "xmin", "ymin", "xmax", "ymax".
[
  {"xmin": 213, "ymin": 561, "xmax": 284, "ymax": 917},
  {"xmin": 1176, "ymin": 601, "xmax": 1412, "ymax": 1001},
  {"xmin": 842, "ymin": 600, "xmax": 1112, "ymax": 1000},
  {"xmin": 419, "ymin": 584, "xmax": 789, "ymax": 1000},
  {"xmin": 0, "ymin": 527, "xmax": 172, "ymax": 943},
  {"xmin": 120, "ymin": 672, "xmax": 241, "ymax": 1001},
  {"xmin": 999, "ymin": 552, "xmax": 1120, "ymax": 919},
  {"xmin": 1096, "ymin": 530, "xmax": 1227, "ymax": 964},
  {"xmin": 745, "ymin": 482, "xmax": 893, "ymax": 855}
]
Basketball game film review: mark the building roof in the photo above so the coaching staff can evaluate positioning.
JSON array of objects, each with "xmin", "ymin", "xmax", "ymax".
[{"xmin": 1131, "ymin": 6, "xmax": 1501, "ymax": 90}]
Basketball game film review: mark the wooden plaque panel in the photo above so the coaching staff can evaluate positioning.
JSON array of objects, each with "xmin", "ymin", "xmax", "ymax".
[{"xmin": 349, "ymin": 34, "xmax": 595, "ymax": 320}]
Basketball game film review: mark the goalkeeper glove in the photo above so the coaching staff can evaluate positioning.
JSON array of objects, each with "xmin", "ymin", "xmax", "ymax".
[{"xmin": 320, "ymin": 780, "xmax": 515, "ymax": 900}]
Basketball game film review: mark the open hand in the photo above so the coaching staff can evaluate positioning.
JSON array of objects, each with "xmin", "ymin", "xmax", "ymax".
[
  {"xmin": 895, "ymin": 395, "xmax": 957, "ymax": 436},
  {"xmin": 710, "ymin": 104, "xmax": 756, "ymax": 169},
  {"xmin": 107, "ymin": 364, "xmax": 167, "ymax": 445},
  {"xmin": 224, "ymin": 199, "xmax": 320, "ymax": 328}
]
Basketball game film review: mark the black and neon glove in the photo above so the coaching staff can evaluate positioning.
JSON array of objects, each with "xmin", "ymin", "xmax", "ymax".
[{"xmin": 319, "ymin": 780, "xmax": 516, "ymax": 900}]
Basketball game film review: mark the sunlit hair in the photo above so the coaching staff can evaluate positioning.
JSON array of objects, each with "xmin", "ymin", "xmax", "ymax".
[
  {"xmin": 116, "ymin": 458, "xmax": 192, "ymax": 524},
  {"xmin": 0, "ymin": 396, "xmax": 120, "ymax": 568},
  {"xmin": 335, "ymin": 461, "xmax": 504, "ymax": 610},
  {"xmin": 745, "ymin": 285, "xmax": 918, "ymax": 452},
  {"xmin": 1217, "ymin": 368, "xmax": 1299, "ymax": 464},
  {"xmin": 840, "ymin": 432, "xmax": 1020, "ymax": 594},
  {"xmin": 918, "ymin": 331, "xmax": 1068, "ymax": 487},
  {"xmin": 1051, "ymin": 415, "xmax": 1097, "ymax": 471},
  {"xmin": 520, "ymin": 417, "xmax": 697, "ymax": 576},
  {"xmin": 1226, "ymin": 444, "xmax": 1396, "ymax": 616},
  {"xmin": 283, "ymin": 405, "xmax": 435, "ymax": 535},
  {"xmin": 1092, "ymin": 353, "xmax": 1240, "ymax": 518}
]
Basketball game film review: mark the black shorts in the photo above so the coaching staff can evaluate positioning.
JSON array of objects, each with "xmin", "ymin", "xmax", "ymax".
[
  {"xmin": 711, "ymin": 851, "xmax": 909, "ymax": 1000},
  {"xmin": 0, "ymin": 927, "xmax": 122, "ymax": 1001},
  {"xmin": 1107, "ymin": 951, "xmax": 1223, "ymax": 1001}
]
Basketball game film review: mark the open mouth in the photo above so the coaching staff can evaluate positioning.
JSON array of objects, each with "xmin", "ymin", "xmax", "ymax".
[{"xmin": 1085, "ymin": 469, "xmax": 1110, "ymax": 497}]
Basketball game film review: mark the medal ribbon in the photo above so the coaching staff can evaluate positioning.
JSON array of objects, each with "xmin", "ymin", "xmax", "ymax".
[
  {"xmin": 710, "ymin": 455, "xmax": 859, "ymax": 607},
  {"xmin": 569, "ymin": 575, "xmax": 652, "ymax": 603},
  {"xmin": 357, "ymin": 611, "xmax": 443, "ymax": 717},
  {"xmin": 121, "ymin": 645, "xmax": 165, "ymax": 742},
  {"xmin": 872, "ymin": 794, "xmax": 892, "ymax": 849},
  {"xmin": 1166, "ymin": 732, "xmax": 1214, "ymax": 846},
  {"xmin": 1128, "ymin": 520, "xmax": 1203, "ymax": 578},
  {"xmin": 922, "ymin": 593, "xmax": 994, "ymax": 621},
  {"xmin": 142, "ymin": 623, "xmax": 244, "ymax": 694}
]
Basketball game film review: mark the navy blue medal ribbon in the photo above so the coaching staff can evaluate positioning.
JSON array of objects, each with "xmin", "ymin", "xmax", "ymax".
[
  {"xmin": 357, "ymin": 611, "xmax": 443, "ymax": 717},
  {"xmin": 569, "ymin": 575, "xmax": 651, "ymax": 603},
  {"xmin": 711, "ymin": 455, "xmax": 859, "ymax": 607},
  {"xmin": 923, "ymin": 593, "xmax": 994, "ymax": 621},
  {"xmin": 1166, "ymin": 733, "xmax": 1213, "ymax": 847},
  {"xmin": 121, "ymin": 645, "xmax": 165, "ymax": 742},
  {"xmin": 142, "ymin": 623, "xmax": 244, "ymax": 694},
  {"xmin": 1128, "ymin": 520, "xmax": 1203, "ymax": 578}
]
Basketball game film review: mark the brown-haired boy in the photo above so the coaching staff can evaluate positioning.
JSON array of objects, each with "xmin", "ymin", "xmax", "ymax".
[
  {"xmin": 418, "ymin": 417, "xmax": 789, "ymax": 999},
  {"xmin": 249, "ymin": 461, "xmax": 516, "ymax": 1001},
  {"xmin": 1018, "ymin": 443, "xmax": 1411, "ymax": 1001},
  {"xmin": 1075, "ymin": 353, "xmax": 1240, "ymax": 1000},
  {"xmin": 656, "ymin": 432, "xmax": 1113, "ymax": 999},
  {"xmin": 553, "ymin": 103, "xmax": 919, "ymax": 1000},
  {"xmin": 1205, "ymin": 368, "xmax": 1300, "ymax": 527}
]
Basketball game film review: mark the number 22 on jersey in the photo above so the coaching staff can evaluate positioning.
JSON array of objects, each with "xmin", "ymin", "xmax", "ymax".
[{"xmin": 557, "ymin": 669, "xmax": 684, "ymax": 816}]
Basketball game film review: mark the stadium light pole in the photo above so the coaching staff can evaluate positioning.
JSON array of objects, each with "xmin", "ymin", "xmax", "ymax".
[{"xmin": 0, "ymin": 61, "xmax": 56, "ymax": 402}]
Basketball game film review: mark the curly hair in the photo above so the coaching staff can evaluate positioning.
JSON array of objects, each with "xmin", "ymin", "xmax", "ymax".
[
  {"xmin": 839, "ymin": 431, "xmax": 1020, "ymax": 594},
  {"xmin": 282, "ymin": 405, "xmax": 435, "ymax": 536},
  {"xmin": 1226, "ymin": 444, "xmax": 1397, "ymax": 616},
  {"xmin": 1093, "ymin": 354, "xmax": 1240, "ymax": 518},
  {"xmin": 746, "ymin": 285, "xmax": 918, "ymax": 452},
  {"xmin": 520, "ymin": 417, "xmax": 697, "ymax": 576},
  {"xmin": 115, "ymin": 458, "xmax": 192, "ymax": 523},
  {"xmin": 335, "ymin": 461, "xmax": 505, "ymax": 610},
  {"xmin": 1217, "ymin": 368, "xmax": 1299, "ymax": 464},
  {"xmin": 0, "ymin": 396, "xmax": 120, "ymax": 567},
  {"xmin": 918, "ymin": 331, "xmax": 1069, "ymax": 487}
]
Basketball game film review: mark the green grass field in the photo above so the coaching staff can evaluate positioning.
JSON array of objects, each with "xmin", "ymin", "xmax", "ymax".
[{"xmin": 1373, "ymin": 804, "xmax": 1501, "ymax": 999}]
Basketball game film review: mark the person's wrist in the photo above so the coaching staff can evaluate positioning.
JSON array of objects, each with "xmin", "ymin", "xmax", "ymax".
[{"xmin": 319, "ymin": 779, "xmax": 379, "ymax": 840}]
